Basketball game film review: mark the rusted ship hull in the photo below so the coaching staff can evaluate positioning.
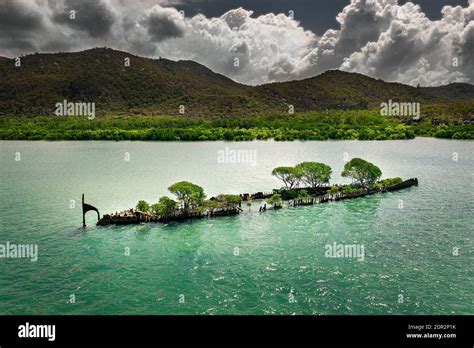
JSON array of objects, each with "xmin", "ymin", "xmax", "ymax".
[{"xmin": 96, "ymin": 178, "xmax": 418, "ymax": 227}]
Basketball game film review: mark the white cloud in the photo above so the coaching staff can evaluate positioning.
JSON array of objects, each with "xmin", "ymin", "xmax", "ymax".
[
  {"xmin": 143, "ymin": 7, "xmax": 317, "ymax": 84},
  {"xmin": 338, "ymin": 0, "xmax": 474, "ymax": 86},
  {"xmin": 141, "ymin": 5, "xmax": 186, "ymax": 42},
  {"xmin": 1, "ymin": 0, "xmax": 473, "ymax": 86}
]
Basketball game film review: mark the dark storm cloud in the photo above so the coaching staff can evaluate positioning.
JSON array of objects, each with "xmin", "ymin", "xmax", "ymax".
[
  {"xmin": 0, "ymin": 0, "xmax": 43, "ymax": 33},
  {"xmin": 0, "ymin": 0, "xmax": 43, "ymax": 51},
  {"xmin": 52, "ymin": 0, "xmax": 115, "ymax": 38},
  {"xmin": 0, "ymin": 38, "xmax": 36, "ymax": 52},
  {"xmin": 142, "ymin": 5, "xmax": 186, "ymax": 42}
]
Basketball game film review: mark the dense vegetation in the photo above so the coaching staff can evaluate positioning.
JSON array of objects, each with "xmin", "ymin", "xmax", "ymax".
[
  {"xmin": 1, "ymin": 48, "xmax": 472, "ymax": 140},
  {"xmin": 271, "ymin": 159, "xmax": 402, "ymax": 199},
  {"xmin": 266, "ymin": 194, "xmax": 283, "ymax": 209},
  {"xmin": 1, "ymin": 110, "xmax": 473, "ymax": 141},
  {"xmin": 128, "ymin": 158, "xmax": 407, "ymax": 220},
  {"xmin": 135, "ymin": 181, "xmax": 242, "ymax": 218},
  {"xmin": 341, "ymin": 158, "xmax": 382, "ymax": 188}
]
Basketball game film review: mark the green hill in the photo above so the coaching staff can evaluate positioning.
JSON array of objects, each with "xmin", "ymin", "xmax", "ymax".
[
  {"xmin": 254, "ymin": 70, "xmax": 474, "ymax": 110},
  {"xmin": 0, "ymin": 47, "xmax": 473, "ymax": 118}
]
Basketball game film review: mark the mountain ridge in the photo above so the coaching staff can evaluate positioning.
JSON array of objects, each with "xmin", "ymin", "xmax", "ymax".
[{"xmin": 0, "ymin": 47, "xmax": 472, "ymax": 118}]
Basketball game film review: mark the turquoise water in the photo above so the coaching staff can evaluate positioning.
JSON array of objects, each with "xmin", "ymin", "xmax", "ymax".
[{"xmin": 0, "ymin": 139, "xmax": 472, "ymax": 314}]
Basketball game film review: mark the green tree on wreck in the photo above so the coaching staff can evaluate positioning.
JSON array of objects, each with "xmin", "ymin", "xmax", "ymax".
[
  {"xmin": 297, "ymin": 189, "xmax": 310, "ymax": 199},
  {"xmin": 151, "ymin": 196, "xmax": 177, "ymax": 217},
  {"xmin": 216, "ymin": 194, "xmax": 242, "ymax": 208},
  {"xmin": 295, "ymin": 162, "xmax": 332, "ymax": 188},
  {"xmin": 201, "ymin": 199, "xmax": 221, "ymax": 212},
  {"xmin": 267, "ymin": 193, "xmax": 283, "ymax": 209},
  {"xmin": 341, "ymin": 158, "xmax": 382, "ymax": 188},
  {"xmin": 271, "ymin": 167, "xmax": 302, "ymax": 189},
  {"xmin": 135, "ymin": 200, "xmax": 151, "ymax": 213},
  {"xmin": 168, "ymin": 181, "xmax": 206, "ymax": 211},
  {"xmin": 190, "ymin": 190, "xmax": 207, "ymax": 208},
  {"xmin": 246, "ymin": 197, "xmax": 252, "ymax": 212}
]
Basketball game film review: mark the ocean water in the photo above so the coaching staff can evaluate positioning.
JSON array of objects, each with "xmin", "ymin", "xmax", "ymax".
[{"xmin": 0, "ymin": 139, "xmax": 472, "ymax": 315}]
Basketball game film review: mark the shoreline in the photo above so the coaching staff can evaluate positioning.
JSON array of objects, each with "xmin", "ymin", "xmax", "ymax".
[
  {"xmin": 2, "ymin": 113, "xmax": 473, "ymax": 141},
  {"xmin": 1, "ymin": 136, "xmax": 473, "ymax": 142}
]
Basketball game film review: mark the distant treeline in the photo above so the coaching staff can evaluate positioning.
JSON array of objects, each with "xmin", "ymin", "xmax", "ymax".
[{"xmin": 1, "ymin": 110, "xmax": 473, "ymax": 141}]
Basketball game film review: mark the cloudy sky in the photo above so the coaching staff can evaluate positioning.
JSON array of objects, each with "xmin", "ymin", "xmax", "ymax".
[{"xmin": 0, "ymin": 0, "xmax": 472, "ymax": 86}]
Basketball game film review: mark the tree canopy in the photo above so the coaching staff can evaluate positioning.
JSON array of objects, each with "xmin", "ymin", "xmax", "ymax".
[
  {"xmin": 267, "ymin": 193, "xmax": 283, "ymax": 208},
  {"xmin": 298, "ymin": 189, "xmax": 310, "ymax": 198},
  {"xmin": 168, "ymin": 181, "xmax": 206, "ymax": 210},
  {"xmin": 135, "ymin": 200, "xmax": 150, "ymax": 213},
  {"xmin": 295, "ymin": 162, "xmax": 332, "ymax": 188},
  {"xmin": 151, "ymin": 196, "xmax": 177, "ymax": 217},
  {"xmin": 216, "ymin": 194, "xmax": 242, "ymax": 208},
  {"xmin": 341, "ymin": 158, "xmax": 382, "ymax": 188},
  {"xmin": 271, "ymin": 167, "xmax": 302, "ymax": 189}
]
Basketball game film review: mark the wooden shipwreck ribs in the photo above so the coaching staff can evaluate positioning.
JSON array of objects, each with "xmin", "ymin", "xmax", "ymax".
[
  {"xmin": 82, "ymin": 194, "xmax": 100, "ymax": 228},
  {"xmin": 95, "ymin": 178, "xmax": 418, "ymax": 227},
  {"xmin": 97, "ymin": 207, "xmax": 241, "ymax": 226},
  {"xmin": 299, "ymin": 178, "xmax": 419, "ymax": 206},
  {"xmin": 241, "ymin": 186, "xmax": 331, "ymax": 201}
]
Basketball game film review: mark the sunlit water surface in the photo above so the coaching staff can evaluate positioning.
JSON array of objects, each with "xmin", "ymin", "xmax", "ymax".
[{"xmin": 0, "ymin": 139, "xmax": 472, "ymax": 314}]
